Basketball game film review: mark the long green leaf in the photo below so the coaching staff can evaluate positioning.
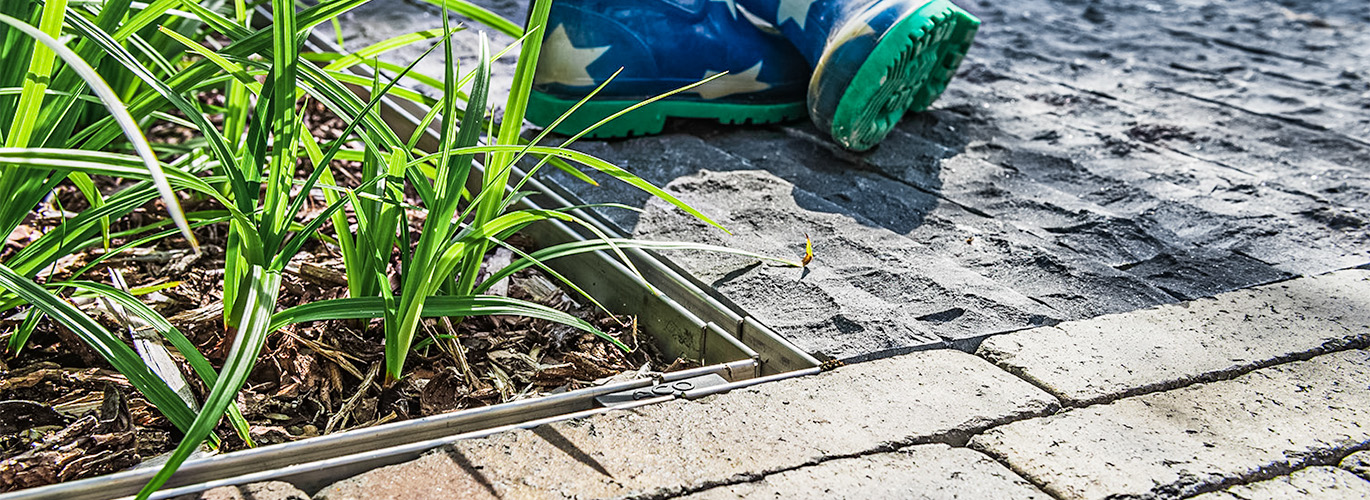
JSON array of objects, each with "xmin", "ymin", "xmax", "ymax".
[
  {"xmin": 138, "ymin": 267, "xmax": 280, "ymax": 499},
  {"xmin": 384, "ymin": 25, "xmax": 490, "ymax": 382},
  {"xmin": 0, "ymin": 148, "xmax": 254, "ymax": 228},
  {"xmin": 475, "ymin": 238, "xmax": 801, "ymax": 294},
  {"xmin": 0, "ymin": 13, "xmax": 196, "ymax": 249},
  {"xmin": 412, "ymin": 0, "xmax": 522, "ymax": 38},
  {"xmin": 434, "ymin": 144, "xmax": 727, "ymax": 232},
  {"xmin": 321, "ymin": 27, "xmax": 454, "ymax": 72},
  {"xmin": 3, "ymin": 0, "xmax": 64, "ymax": 150},
  {"xmin": 0, "ymin": 264, "xmax": 203, "ymax": 438},
  {"xmin": 270, "ymin": 295, "xmax": 624, "ymax": 350},
  {"xmin": 60, "ymin": 280, "xmax": 253, "ymax": 444}
]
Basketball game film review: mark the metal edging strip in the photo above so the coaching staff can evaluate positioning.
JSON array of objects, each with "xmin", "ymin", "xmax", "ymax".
[{"xmin": 140, "ymin": 396, "xmax": 676, "ymax": 499}]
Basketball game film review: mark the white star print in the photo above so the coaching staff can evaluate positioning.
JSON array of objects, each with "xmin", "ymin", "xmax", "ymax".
[
  {"xmin": 712, "ymin": 0, "xmax": 738, "ymax": 18},
  {"xmin": 534, "ymin": 25, "xmax": 611, "ymax": 86},
  {"xmin": 777, "ymin": 0, "xmax": 818, "ymax": 30},
  {"xmin": 695, "ymin": 62, "xmax": 771, "ymax": 100}
]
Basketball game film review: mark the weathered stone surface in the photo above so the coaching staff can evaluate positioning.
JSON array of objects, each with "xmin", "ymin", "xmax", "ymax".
[
  {"xmin": 970, "ymin": 350, "xmax": 1370, "ymax": 500},
  {"xmin": 1189, "ymin": 467, "xmax": 1370, "ymax": 500},
  {"xmin": 978, "ymin": 269, "xmax": 1370, "ymax": 405},
  {"xmin": 679, "ymin": 444, "xmax": 1050, "ymax": 500},
  {"xmin": 632, "ymin": 168, "xmax": 1060, "ymax": 358},
  {"xmin": 171, "ymin": 481, "xmax": 310, "ymax": 500},
  {"xmin": 316, "ymin": 350, "xmax": 1057, "ymax": 499},
  {"xmin": 1340, "ymin": 451, "xmax": 1370, "ymax": 482},
  {"xmin": 333, "ymin": 0, "xmax": 1370, "ymax": 361}
]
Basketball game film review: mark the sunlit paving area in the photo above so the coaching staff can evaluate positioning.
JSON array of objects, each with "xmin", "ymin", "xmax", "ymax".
[{"xmin": 1, "ymin": 0, "xmax": 1367, "ymax": 499}]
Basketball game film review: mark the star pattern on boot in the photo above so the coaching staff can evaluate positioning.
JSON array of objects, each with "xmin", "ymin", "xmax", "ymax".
[
  {"xmin": 697, "ymin": 62, "xmax": 772, "ymax": 99},
  {"xmin": 535, "ymin": 24, "xmax": 611, "ymax": 86},
  {"xmin": 777, "ymin": 0, "xmax": 819, "ymax": 30}
]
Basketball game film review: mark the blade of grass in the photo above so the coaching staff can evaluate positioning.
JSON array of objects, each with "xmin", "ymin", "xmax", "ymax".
[
  {"xmin": 270, "ymin": 295, "xmax": 623, "ymax": 350},
  {"xmin": 412, "ymin": 0, "xmax": 522, "ymax": 38},
  {"xmin": 136, "ymin": 266, "xmax": 279, "ymax": 499},
  {"xmin": 3, "ymin": 0, "xmax": 65, "ymax": 150},
  {"xmin": 475, "ymin": 238, "xmax": 801, "ymax": 294},
  {"xmin": 60, "ymin": 279, "xmax": 254, "ymax": 445},
  {"xmin": 0, "ymin": 13, "xmax": 196, "ymax": 250},
  {"xmin": 0, "ymin": 263, "xmax": 207, "ymax": 440}
]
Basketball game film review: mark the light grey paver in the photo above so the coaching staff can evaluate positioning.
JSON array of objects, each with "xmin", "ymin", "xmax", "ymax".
[
  {"xmin": 316, "ymin": 350, "xmax": 1058, "ymax": 500},
  {"xmin": 1340, "ymin": 451, "xmax": 1370, "ymax": 482},
  {"xmin": 970, "ymin": 349, "xmax": 1370, "ymax": 500},
  {"xmin": 679, "ymin": 444, "xmax": 1051, "ymax": 500},
  {"xmin": 978, "ymin": 269, "xmax": 1370, "ymax": 405},
  {"xmin": 1188, "ymin": 467, "xmax": 1370, "ymax": 500},
  {"xmin": 171, "ymin": 481, "xmax": 309, "ymax": 500}
]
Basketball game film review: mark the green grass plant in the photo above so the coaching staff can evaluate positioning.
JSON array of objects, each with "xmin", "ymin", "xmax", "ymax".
[{"xmin": 0, "ymin": 0, "xmax": 254, "ymax": 449}]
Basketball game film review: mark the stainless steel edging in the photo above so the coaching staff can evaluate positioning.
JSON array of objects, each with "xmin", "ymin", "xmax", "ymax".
[
  {"xmin": 141, "ymin": 396, "xmax": 676, "ymax": 499},
  {"xmin": 524, "ymin": 161, "xmax": 822, "ymax": 374}
]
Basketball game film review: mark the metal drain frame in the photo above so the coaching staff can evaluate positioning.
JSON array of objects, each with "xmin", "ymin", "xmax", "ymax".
[{"xmin": 0, "ymin": 22, "xmax": 817, "ymax": 500}]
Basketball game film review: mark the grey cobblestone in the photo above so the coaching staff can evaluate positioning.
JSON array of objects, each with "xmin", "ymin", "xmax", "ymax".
[
  {"xmin": 977, "ymin": 269, "xmax": 1370, "ymax": 405},
  {"xmin": 1187, "ymin": 467, "xmax": 1370, "ymax": 500},
  {"xmin": 971, "ymin": 350, "xmax": 1370, "ymax": 500},
  {"xmin": 678, "ymin": 444, "xmax": 1051, "ymax": 500},
  {"xmin": 316, "ymin": 350, "xmax": 1057, "ymax": 499},
  {"xmin": 1339, "ymin": 451, "xmax": 1370, "ymax": 482}
]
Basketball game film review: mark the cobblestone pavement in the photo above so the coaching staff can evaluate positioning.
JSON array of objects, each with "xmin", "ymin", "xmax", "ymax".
[
  {"xmin": 200, "ymin": 268, "xmax": 1369, "ymax": 499},
  {"xmin": 323, "ymin": 0, "xmax": 1370, "ymax": 360},
  {"xmin": 206, "ymin": 1, "xmax": 1370, "ymax": 499},
  {"xmin": 540, "ymin": 0, "xmax": 1370, "ymax": 360}
]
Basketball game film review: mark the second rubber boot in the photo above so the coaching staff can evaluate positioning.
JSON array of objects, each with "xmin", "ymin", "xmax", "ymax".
[
  {"xmin": 734, "ymin": 0, "xmax": 980, "ymax": 151},
  {"xmin": 528, "ymin": 0, "xmax": 811, "ymax": 138}
]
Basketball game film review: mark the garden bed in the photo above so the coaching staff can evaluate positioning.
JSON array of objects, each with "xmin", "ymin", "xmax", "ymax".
[
  {"xmin": 0, "ymin": 113, "xmax": 670, "ymax": 492},
  {"xmin": 0, "ymin": 187, "xmax": 767, "ymax": 499},
  {"xmin": 0, "ymin": 40, "xmax": 794, "ymax": 500}
]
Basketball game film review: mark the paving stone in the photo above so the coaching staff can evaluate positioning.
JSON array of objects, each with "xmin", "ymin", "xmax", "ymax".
[
  {"xmin": 1188, "ymin": 467, "xmax": 1370, "ymax": 500},
  {"xmin": 315, "ymin": 350, "xmax": 1058, "ymax": 499},
  {"xmin": 171, "ymin": 481, "xmax": 310, "ymax": 500},
  {"xmin": 970, "ymin": 350, "xmax": 1370, "ymax": 500},
  {"xmin": 631, "ymin": 168, "xmax": 1060, "ymax": 358},
  {"xmin": 1340, "ymin": 451, "xmax": 1370, "ymax": 482},
  {"xmin": 978, "ymin": 269, "xmax": 1370, "ymax": 405},
  {"xmin": 678, "ymin": 444, "xmax": 1051, "ymax": 500}
]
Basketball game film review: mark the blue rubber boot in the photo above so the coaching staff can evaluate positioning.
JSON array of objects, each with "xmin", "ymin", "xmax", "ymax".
[
  {"xmin": 734, "ymin": 0, "xmax": 980, "ymax": 151},
  {"xmin": 528, "ymin": 0, "xmax": 811, "ymax": 138}
]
